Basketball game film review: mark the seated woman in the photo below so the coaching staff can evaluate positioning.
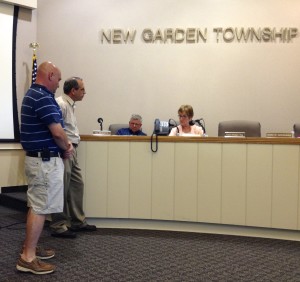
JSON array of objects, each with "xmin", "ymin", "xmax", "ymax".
[
  {"xmin": 116, "ymin": 114, "xmax": 147, "ymax": 136},
  {"xmin": 169, "ymin": 105, "xmax": 204, "ymax": 136}
]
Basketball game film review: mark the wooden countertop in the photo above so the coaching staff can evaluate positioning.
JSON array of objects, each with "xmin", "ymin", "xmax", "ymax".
[{"xmin": 80, "ymin": 135, "xmax": 300, "ymax": 145}]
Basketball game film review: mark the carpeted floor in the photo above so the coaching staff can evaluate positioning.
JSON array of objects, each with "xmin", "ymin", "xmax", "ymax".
[{"xmin": 1, "ymin": 205, "xmax": 300, "ymax": 281}]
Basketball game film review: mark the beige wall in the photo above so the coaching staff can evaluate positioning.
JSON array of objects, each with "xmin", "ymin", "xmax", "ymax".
[
  {"xmin": 16, "ymin": 6, "xmax": 37, "ymax": 105},
  {"xmin": 16, "ymin": 0, "xmax": 300, "ymax": 136},
  {"xmin": 0, "ymin": 143, "xmax": 26, "ymax": 187}
]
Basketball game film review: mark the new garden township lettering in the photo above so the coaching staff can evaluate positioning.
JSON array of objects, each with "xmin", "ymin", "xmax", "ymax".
[{"xmin": 99, "ymin": 27, "xmax": 298, "ymax": 44}]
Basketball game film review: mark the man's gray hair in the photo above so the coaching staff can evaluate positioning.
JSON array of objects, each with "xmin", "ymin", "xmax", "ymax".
[{"xmin": 130, "ymin": 114, "xmax": 142, "ymax": 122}]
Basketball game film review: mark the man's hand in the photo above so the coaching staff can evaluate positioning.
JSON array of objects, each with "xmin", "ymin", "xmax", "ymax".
[{"xmin": 63, "ymin": 142, "xmax": 73, "ymax": 159}]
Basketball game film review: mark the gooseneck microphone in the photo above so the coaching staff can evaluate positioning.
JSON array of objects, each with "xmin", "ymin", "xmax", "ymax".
[
  {"xmin": 194, "ymin": 118, "xmax": 206, "ymax": 133},
  {"xmin": 98, "ymin": 117, "xmax": 103, "ymax": 131},
  {"xmin": 168, "ymin": 119, "xmax": 179, "ymax": 135}
]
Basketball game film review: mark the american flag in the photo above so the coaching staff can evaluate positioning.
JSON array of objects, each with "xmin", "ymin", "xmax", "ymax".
[{"xmin": 31, "ymin": 53, "xmax": 37, "ymax": 84}]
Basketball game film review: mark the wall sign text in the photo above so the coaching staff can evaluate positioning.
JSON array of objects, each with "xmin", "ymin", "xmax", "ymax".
[{"xmin": 99, "ymin": 27, "xmax": 298, "ymax": 44}]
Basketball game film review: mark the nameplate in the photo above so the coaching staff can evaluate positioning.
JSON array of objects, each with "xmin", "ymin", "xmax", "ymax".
[
  {"xmin": 93, "ymin": 130, "xmax": 111, "ymax": 136},
  {"xmin": 224, "ymin": 132, "xmax": 245, "ymax": 138},
  {"xmin": 266, "ymin": 132, "xmax": 293, "ymax": 138}
]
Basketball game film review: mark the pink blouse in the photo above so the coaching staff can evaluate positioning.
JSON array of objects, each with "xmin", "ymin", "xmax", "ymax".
[{"xmin": 169, "ymin": 125, "xmax": 204, "ymax": 136}]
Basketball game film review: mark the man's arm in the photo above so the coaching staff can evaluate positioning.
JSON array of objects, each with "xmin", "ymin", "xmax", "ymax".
[{"xmin": 48, "ymin": 122, "xmax": 72, "ymax": 153}]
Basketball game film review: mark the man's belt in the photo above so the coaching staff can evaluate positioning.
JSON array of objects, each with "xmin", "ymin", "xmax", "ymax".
[{"xmin": 26, "ymin": 151, "xmax": 61, "ymax": 158}]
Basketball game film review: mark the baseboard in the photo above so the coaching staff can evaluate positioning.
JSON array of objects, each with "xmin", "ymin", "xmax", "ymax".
[
  {"xmin": 86, "ymin": 218, "xmax": 300, "ymax": 242},
  {"xmin": 1, "ymin": 185, "xmax": 28, "ymax": 193}
]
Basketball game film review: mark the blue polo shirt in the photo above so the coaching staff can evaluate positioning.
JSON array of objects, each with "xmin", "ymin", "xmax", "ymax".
[
  {"xmin": 116, "ymin": 128, "xmax": 147, "ymax": 136},
  {"xmin": 20, "ymin": 84, "xmax": 64, "ymax": 153}
]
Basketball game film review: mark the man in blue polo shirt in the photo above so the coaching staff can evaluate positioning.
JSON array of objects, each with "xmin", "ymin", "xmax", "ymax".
[
  {"xmin": 116, "ymin": 114, "xmax": 147, "ymax": 136},
  {"xmin": 16, "ymin": 61, "xmax": 73, "ymax": 275}
]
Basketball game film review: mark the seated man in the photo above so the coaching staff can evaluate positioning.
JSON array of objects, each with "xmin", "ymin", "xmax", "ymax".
[{"xmin": 116, "ymin": 114, "xmax": 147, "ymax": 136}]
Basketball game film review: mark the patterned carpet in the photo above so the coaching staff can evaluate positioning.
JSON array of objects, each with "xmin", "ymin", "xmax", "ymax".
[{"xmin": 1, "ymin": 205, "xmax": 300, "ymax": 281}]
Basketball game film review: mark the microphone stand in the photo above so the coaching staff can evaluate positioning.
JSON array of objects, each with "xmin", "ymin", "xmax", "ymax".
[{"xmin": 98, "ymin": 118, "xmax": 103, "ymax": 131}]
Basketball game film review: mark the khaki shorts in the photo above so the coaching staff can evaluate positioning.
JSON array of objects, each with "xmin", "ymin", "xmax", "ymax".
[{"xmin": 25, "ymin": 156, "xmax": 64, "ymax": 214}]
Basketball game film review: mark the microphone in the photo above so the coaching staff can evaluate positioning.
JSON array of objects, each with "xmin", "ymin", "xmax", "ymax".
[
  {"xmin": 97, "ymin": 117, "xmax": 103, "ymax": 131},
  {"xmin": 168, "ymin": 118, "xmax": 178, "ymax": 128},
  {"xmin": 168, "ymin": 119, "xmax": 179, "ymax": 135},
  {"xmin": 194, "ymin": 118, "xmax": 206, "ymax": 133}
]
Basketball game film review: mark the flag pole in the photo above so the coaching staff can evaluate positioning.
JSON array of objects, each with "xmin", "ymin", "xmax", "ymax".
[{"xmin": 29, "ymin": 42, "xmax": 39, "ymax": 84}]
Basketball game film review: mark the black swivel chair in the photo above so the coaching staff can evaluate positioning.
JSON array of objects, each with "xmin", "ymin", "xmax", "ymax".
[{"xmin": 293, "ymin": 124, "xmax": 300, "ymax": 137}]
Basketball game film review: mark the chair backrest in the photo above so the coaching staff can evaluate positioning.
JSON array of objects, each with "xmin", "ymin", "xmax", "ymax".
[
  {"xmin": 218, "ymin": 120, "xmax": 261, "ymax": 137},
  {"xmin": 108, "ymin": 124, "xmax": 128, "ymax": 135},
  {"xmin": 293, "ymin": 124, "xmax": 300, "ymax": 137}
]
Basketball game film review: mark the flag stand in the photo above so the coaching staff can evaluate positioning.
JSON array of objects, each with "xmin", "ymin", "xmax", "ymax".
[{"xmin": 29, "ymin": 42, "xmax": 39, "ymax": 84}]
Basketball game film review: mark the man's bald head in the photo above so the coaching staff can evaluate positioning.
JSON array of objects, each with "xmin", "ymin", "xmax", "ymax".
[{"xmin": 35, "ymin": 61, "xmax": 62, "ymax": 94}]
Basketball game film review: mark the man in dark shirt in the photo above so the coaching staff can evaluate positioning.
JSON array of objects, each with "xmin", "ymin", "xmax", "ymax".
[
  {"xmin": 116, "ymin": 114, "xmax": 147, "ymax": 136},
  {"xmin": 17, "ymin": 62, "xmax": 73, "ymax": 275}
]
